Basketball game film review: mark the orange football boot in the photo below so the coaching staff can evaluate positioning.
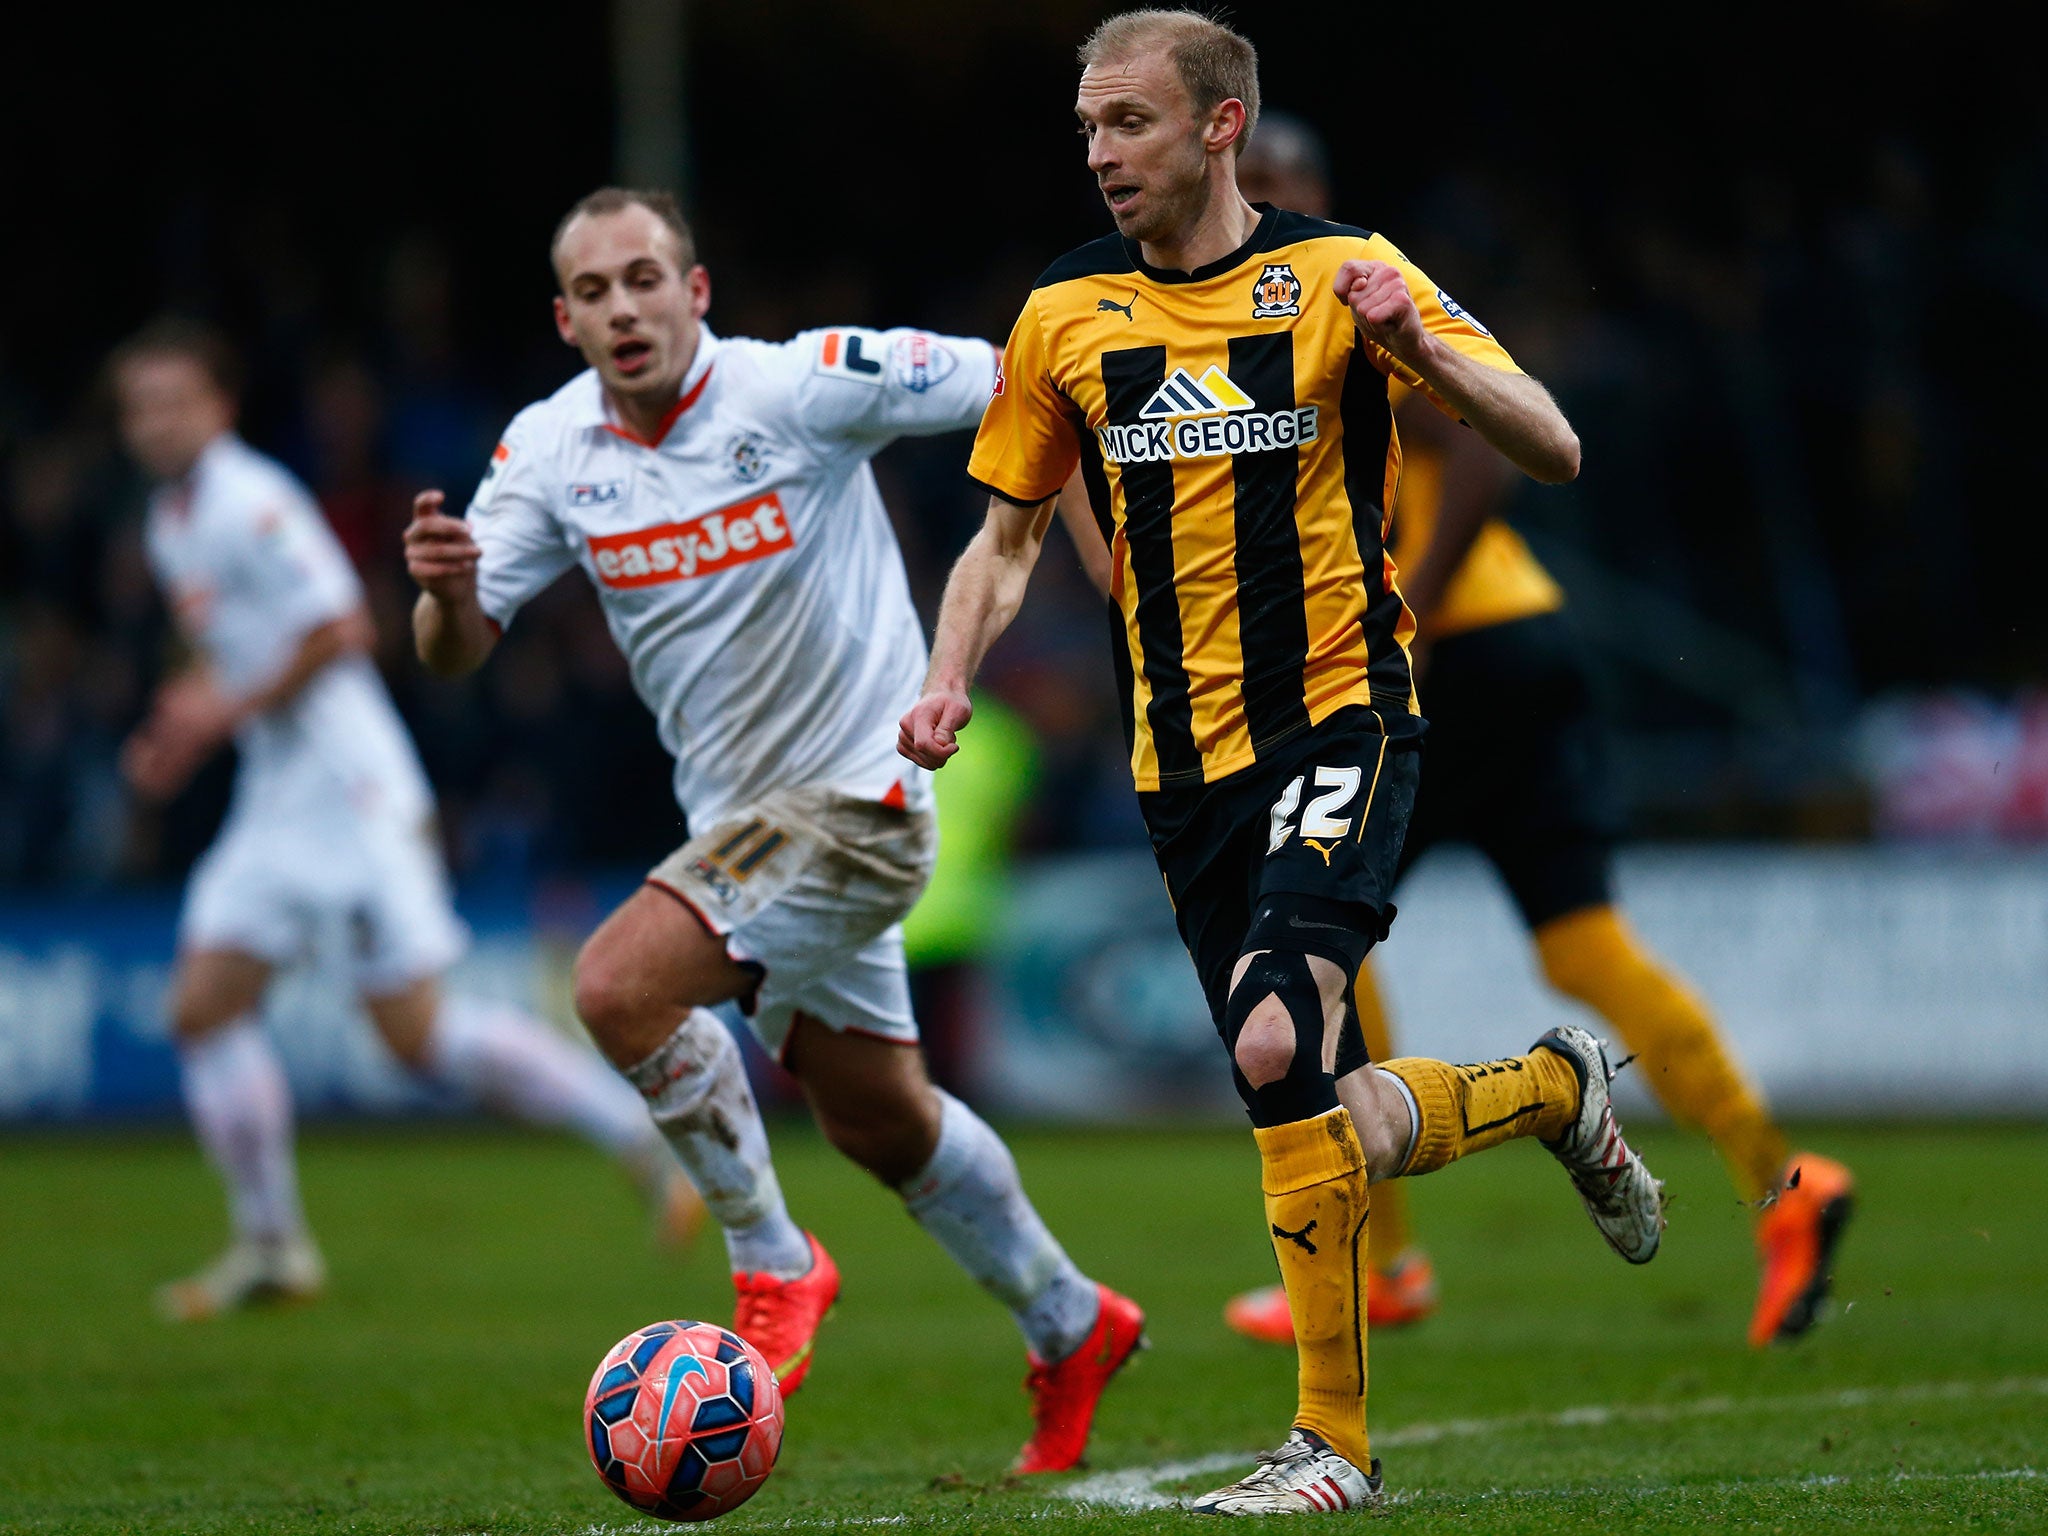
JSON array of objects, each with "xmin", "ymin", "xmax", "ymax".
[
  {"xmin": 732, "ymin": 1231, "xmax": 840, "ymax": 1394},
  {"xmin": 1222, "ymin": 1250, "xmax": 1439, "ymax": 1345},
  {"xmin": 1749, "ymin": 1152, "xmax": 1855, "ymax": 1347},
  {"xmin": 1011, "ymin": 1284, "xmax": 1147, "ymax": 1474}
]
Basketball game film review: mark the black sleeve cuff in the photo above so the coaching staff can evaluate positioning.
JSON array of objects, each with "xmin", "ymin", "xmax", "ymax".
[{"xmin": 967, "ymin": 474, "xmax": 1059, "ymax": 509}]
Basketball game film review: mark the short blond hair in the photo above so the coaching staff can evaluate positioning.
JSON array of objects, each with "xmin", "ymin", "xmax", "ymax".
[
  {"xmin": 550, "ymin": 188, "xmax": 697, "ymax": 283},
  {"xmin": 1079, "ymin": 9, "xmax": 1260, "ymax": 152}
]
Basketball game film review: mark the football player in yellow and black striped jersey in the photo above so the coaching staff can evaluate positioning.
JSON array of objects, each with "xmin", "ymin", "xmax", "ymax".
[
  {"xmin": 1208, "ymin": 112, "xmax": 1855, "ymax": 1357},
  {"xmin": 901, "ymin": 9, "xmax": 1665, "ymax": 1513}
]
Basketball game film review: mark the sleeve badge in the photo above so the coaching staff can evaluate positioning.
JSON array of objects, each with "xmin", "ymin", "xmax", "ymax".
[
  {"xmin": 1437, "ymin": 289, "xmax": 1494, "ymax": 337},
  {"xmin": 888, "ymin": 332, "xmax": 958, "ymax": 394}
]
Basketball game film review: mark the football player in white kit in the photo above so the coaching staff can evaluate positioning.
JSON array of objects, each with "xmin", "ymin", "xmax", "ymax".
[
  {"xmin": 403, "ymin": 189, "xmax": 1142, "ymax": 1474},
  {"xmin": 111, "ymin": 321, "xmax": 703, "ymax": 1322}
]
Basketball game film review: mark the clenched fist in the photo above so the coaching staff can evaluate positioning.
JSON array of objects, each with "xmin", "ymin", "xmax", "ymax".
[
  {"xmin": 898, "ymin": 688, "xmax": 973, "ymax": 770},
  {"xmin": 1334, "ymin": 260, "xmax": 1428, "ymax": 367}
]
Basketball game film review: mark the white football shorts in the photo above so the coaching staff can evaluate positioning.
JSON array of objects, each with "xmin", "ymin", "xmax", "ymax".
[
  {"xmin": 179, "ymin": 803, "xmax": 469, "ymax": 996},
  {"xmin": 645, "ymin": 787, "xmax": 936, "ymax": 1059}
]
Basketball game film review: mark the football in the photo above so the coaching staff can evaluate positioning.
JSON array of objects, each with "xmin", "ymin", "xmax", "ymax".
[{"xmin": 583, "ymin": 1320, "xmax": 785, "ymax": 1522}]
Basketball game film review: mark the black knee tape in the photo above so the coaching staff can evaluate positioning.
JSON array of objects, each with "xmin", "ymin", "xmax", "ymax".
[
  {"xmin": 1223, "ymin": 949, "xmax": 1340, "ymax": 1128},
  {"xmin": 1244, "ymin": 890, "xmax": 1392, "ymax": 979}
]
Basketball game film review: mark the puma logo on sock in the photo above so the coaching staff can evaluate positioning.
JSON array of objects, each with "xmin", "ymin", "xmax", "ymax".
[{"xmin": 1271, "ymin": 1218, "xmax": 1319, "ymax": 1255}]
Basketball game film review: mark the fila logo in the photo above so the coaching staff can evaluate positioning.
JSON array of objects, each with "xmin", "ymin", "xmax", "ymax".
[
  {"xmin": 1139, "ymin": 365, "xmax": 1255, "ymax": 419},
  {"xmin": 480, "ymin": 441, "xmax": 511, "ymax": 486},
  {"xmin": 569, "ymin": 480, "xmax": 624, "ymax": 507},
  {"xmin": 588, "ymin": 491, "xmax": 793, "ymax": 588},
  {"xmin": 814, "ymin": 328, "xmax": 886, "ymax": 387},
  {"xmin": 474, "ymin": 441, "xmax": 514, "ymax": 514}
]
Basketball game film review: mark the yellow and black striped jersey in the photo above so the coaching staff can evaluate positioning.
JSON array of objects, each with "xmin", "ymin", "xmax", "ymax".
[
  {"xmin": 969, "ymin": 205, "xmax": 1523, "ymax": 791},
  {"xmin": 1385, "ymin": 380, "xmax": 1563, "ymax": 639}
]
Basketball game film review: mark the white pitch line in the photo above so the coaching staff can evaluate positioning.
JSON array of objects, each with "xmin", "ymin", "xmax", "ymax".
[
  {"xmin": 1047, "ymin": 1451, "xmax": 1252, "ymax": 1513},
  {"xmin": 1056, "ymin": 1376, "xmax": 2048, "ymax": 1511}
]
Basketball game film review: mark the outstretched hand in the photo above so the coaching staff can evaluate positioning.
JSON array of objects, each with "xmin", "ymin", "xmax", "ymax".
[
  {"xmin": 897, "ymin": 689, "xmax": 973, "ymax": 770},
  {"xmin": 403, "ymin": 489, "xmax": 480, "ymax": 602},
  {"xmin": 1334, "ymin": 260, "xmax": 1428, "ymax": 367}
]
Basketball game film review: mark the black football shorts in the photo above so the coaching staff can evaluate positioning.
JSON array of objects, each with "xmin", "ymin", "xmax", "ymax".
[{"xmin": 1139, "ymin": 704, "xmax": 1424, "ymax": 1047}]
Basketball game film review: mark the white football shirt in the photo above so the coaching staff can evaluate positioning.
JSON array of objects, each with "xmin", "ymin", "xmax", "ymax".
[
  {"xmin": 465, "ymin": 325, "xmax": 997, "ymax": 828},
  {"xmin": 145, "ymin": 433, "xmax": 434, "ymax": 826}
]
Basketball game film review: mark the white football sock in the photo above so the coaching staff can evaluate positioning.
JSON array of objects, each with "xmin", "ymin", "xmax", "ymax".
[
  {"xmin": 625, "ymin": 1009, "xmax": 811, "ymax": 1278},
  {"xmin": 425, "ymin": 994, "xmax": 667, "ymax": 1168},
  {"xmin": 178, "ymin": 1017, "xmax": 306, "ymax": 1244},
  {"xmin": 897, "ymin": 1089, "xmax": 1100, "ymax": 1362}
]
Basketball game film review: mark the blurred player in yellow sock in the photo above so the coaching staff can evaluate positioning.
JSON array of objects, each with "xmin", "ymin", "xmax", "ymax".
[{"xmin": 1224, "ymin": 112, "xmax": 1854, "ymax": 1352}]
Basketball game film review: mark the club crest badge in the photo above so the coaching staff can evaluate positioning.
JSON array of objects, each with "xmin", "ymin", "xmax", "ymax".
[
  {"xmin": 726, "ymin": 431, "xmax": 770, "ymax": 484},
  {"xmin": 1251, "ymin": 263, "xmax": 1302, "ymax": 319}
]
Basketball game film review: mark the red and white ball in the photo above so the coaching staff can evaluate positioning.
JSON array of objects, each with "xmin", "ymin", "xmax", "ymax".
[{"xmin": 584, "ymin": 1320, "xmax": 784, "ymax": 1521}]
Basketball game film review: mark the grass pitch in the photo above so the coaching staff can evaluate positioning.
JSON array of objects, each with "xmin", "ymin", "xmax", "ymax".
[{"xmin": 2, "ymin": 1120, "xmax": 2043, "ymax": 1534}]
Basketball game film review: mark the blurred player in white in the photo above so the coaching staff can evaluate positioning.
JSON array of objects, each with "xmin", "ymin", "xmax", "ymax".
[
  {"xmin": 404, "ymin": 189, "xmax": 1141, "ymax": 1474},
  {"xmin": 112, "ymin": 321, "xmax": 702, "ymax": 1323}
]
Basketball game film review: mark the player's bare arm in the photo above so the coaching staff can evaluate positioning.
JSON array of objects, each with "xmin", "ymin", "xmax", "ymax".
[
  {"xmin": 898, "ymin": 492, "xmax": 1060, "ymax": 769},
  {"xmin": 405, "ymin": 489, "xmax": 499, "ymax": 677},
  {"xmin": 1335, "ymin": 259, "xmax": 1581, "ymax": 484},
  {"xmin": 1389, "ymin": 394, "xmax": 1520, "ymax": 628},
  {"xmin": 122, "ymin": 609, "xmax": 374, "ymax": 800}
]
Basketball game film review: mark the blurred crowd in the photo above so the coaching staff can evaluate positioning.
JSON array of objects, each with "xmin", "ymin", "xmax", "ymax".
[{"xmin": 4, "ymin": 20, "xmax": 2044, "ymax": 893}]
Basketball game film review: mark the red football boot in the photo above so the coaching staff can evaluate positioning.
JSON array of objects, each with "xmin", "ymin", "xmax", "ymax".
[
  {"xmin": 732, "ymin": 1231, "xmax": 840, "ymax": 1395},
  {"xmin": 1750, "ymin": 1152, "xmax": 1855, "ymax": 1347},
  {"xmin": 1011, "ymin": 1284, "xmax": 1147, "ymax": 1475}
]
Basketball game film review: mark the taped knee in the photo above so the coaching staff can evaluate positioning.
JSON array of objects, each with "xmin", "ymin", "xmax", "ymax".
[
  {"xmin": 1224, "ymin": 950, "xmax": 1340, "ymax": 1128},
  {"xmin": 1244, "ymin": 890, "xmax": 1388, "ymax": 978}
]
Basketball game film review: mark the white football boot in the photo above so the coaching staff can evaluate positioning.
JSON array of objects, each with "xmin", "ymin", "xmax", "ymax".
[
  {"xmin": 155, "ymin": 1234, "xmax": 327, "ymax": 1321},
  {"xmin": 1189, "ymin": 1429, "xmax": 1383, "ymax": 1516},
  {"xmin": 1534, "ymin": 1023, "xmax": 1666, "ymax": 1264}
]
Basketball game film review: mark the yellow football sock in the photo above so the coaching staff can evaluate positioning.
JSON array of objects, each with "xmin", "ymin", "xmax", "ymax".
[
  {"xmin": 1351, "ymin": 961, "xmax": 1409, "ymax": 1257},
  {"xmin": 1536, "ymin": 905, "xmax": 1787, "ymax": 1203},
  {"xmin": 1254, "ymin": 1107, "xmax": 1371, "ymax": 1470},
  {"xmin": 1380, "ymin": 1047, "xmax": 1580, "ymax": 1176}
]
